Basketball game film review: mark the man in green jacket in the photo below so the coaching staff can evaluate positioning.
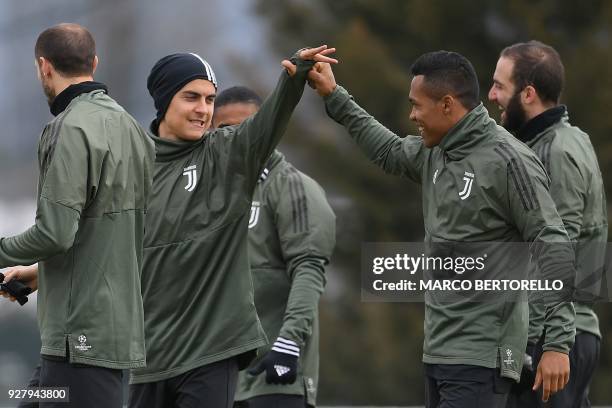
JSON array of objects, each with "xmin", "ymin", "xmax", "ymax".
[
  {"xmin": 303, "ymin": 52, "xmax": 577, "ymax": 407},
  {"xmin": 128, "ymin": 47, "xmax": 337, "ymax": 408},
  {"xmin": 489, "ymin": 40, "xmax": 607, "ymax": 408},
  {"xmin": 0, "ymin": 24, "xmax": 154, "ymax": 407},
  {"xmin": 211, "ymin": 86, "xmax": 336, "ymax": 408}
]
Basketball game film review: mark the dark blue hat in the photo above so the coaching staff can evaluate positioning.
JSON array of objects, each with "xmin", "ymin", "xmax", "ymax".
[{"xmin": 147, "ymin": 52, "xmax": 218, "ymax": 129}]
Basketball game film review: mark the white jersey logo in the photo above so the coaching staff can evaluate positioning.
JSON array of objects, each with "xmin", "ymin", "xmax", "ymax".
[
  {"xmin": 503, "ymin": 349, "xmax": 515, "ymax": 365},
  {"xmin": 433, "ymin": 169, "xmax": 439, "ymax": 184},
  {"xmin": 248, "ymin": 201, "xmax": 261, "ymax": 229},
  {"xmin": 183, "ymin": 165, "xmax": 198, "ymax": 192},
  {"xmin": 458, "ymin": 171, "xmax": 474, "ymax": 200}
]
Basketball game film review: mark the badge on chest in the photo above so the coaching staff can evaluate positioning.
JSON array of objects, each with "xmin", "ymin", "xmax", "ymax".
[
  {"xmin": 459, "ymin": 171, "xmax": 474, "ymax": 200},
  {"xmin": 183, "ymin": 165, "xmax": 198, "ymax": 192},
  {"xmin": 249, "ymin": 201, "xmax": 261, "ymax": 229}
]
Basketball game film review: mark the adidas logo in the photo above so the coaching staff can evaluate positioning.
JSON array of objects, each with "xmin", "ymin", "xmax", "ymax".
[{"xmin": 274, "ymin": 365, "xmax": 290, "ymax": 377}]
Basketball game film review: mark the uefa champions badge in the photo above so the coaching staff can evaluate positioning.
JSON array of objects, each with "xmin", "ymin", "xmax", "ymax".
[
  {"xmin": 306, "ymin": 377, "xmax": 316, "ymax": 393},
  {"xmin": 75, "ymin": 334, "xmax": 92, "ymax": 351}
]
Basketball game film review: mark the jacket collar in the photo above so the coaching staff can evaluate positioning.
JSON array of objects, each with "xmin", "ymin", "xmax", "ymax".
[
  {"xmin": 50, "ymin": 81, "xmax": 108, "ymax": 116},
  {"xmin": 515, "ymin": 105, "xmax": 566, "ymax": 143},
  {"xmin": 149, "ymin": 129, "xmax": 206, "ymax": 162},
  {"xmin": 437, "ymin": 103, "xmax": 495, "ymax": 161}
]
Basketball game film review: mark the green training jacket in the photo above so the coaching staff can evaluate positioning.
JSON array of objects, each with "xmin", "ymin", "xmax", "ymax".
[
  {"xmin": 129, "ymin": 58, "xmax": 314, "ymax": 384},
  {"xmin": 524, "ymin": 110, "xmax": 607, "ymax": 342},
  {"xmin": 235, "ymin": 151, "xmax": 336, "ymax": 405},
  {"xmin": 0, "ymin": 89, "xmax": 155, "ymax": 369},
  {"xmin": 324, "ymin": 85, "xmax": 576, "ymax": 381}
]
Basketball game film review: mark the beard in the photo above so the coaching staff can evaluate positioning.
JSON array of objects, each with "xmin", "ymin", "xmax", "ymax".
[
  {"xmin": 501, "ymin": 91, "xmax": 528, "ymax": 134},
  {"xmin": 39, "ymin": 74, "xmax": 56, "ymax": 107}
]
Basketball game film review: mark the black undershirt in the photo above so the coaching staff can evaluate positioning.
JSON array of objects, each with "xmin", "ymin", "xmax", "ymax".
[
  {"xmin": 50, "ymin": 81, "xmax": 108, "ymax": 116},
  {"xmin": 515, "ymin": 105, "xmax": 566, "ymax": 143}
]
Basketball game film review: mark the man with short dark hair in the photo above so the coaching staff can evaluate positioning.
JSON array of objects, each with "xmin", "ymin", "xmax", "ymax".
[
  {"xmin": 212, "ymin": 86, "xmax": 336, "ymax": 408},
  {"xmin": 489, "ymin": 40, "xmax": 607, "ymax": 408},
  {"xmin": 128, "ymin": 47, "xmax": 337, "ymax": 408},
  {"xmin": 0, "ymin": 23, "xmax": 154, "ymax": 407},
  {"xmin": 303, "ymin": 51, "xmax": 577, "ymax": 407}
]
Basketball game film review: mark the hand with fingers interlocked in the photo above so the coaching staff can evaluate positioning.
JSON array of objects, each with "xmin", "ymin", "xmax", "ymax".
[
  {"xmin": 280, "ymin": 45, "xmax": 338, "ymax": 78},
  {"xmin": 306, "ymin": 61, "xmax": 337, "ymax": 97}
]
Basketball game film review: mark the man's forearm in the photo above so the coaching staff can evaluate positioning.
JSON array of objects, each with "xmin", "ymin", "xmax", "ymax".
[
  {"xmin": 241, "ymin": 54, "xmax": 315, "ymax": 169},
  {"xmin": 0, "ymin": 198, "xmax": 79, "ymax": 267},
  {"xmin": 324, "ymin": 85, "xmax": 424, "ymax": 181},
  {"xmin": 279, "ymin": 258, "xmax": 326, "ymax": 345},
  {"xmin": 542, "ymin": 301, "xmax": 575, "ymax": 353}
]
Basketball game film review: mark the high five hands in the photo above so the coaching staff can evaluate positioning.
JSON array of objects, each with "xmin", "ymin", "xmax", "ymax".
[{"xmin": 281, "ymin": 45, "xmax": 338, "ymax": 83}]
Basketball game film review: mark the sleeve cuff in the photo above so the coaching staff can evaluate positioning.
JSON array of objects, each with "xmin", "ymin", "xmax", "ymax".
[
  {"xmin": 271, "ymin": 337, "xmax": 300, "ymax": 357},
  {"xmin": 541, "ymin": 344, "xmax": 570, "ymax": 355},
  {"xmin": 324, "ymin": 85, "xmax": 352, "ymax": 121}
]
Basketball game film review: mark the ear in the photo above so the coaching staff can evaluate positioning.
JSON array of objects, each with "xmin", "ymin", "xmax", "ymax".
[
  {"xmin": 37, "ymin": 57, "xmax": 52, "ymax": 77},
  {"xmin": 441, "ymin": 95, "xmax": 454, "ymax": 115},
  {"xmin": 522, "ymin": 85, "xmax": 537, "ymax": 105},
  {"xmin": 92, "ymin": 55, "xmax": 99, "ymax": 74}
]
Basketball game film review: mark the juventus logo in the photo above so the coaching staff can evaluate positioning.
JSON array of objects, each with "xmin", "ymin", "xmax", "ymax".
[
  {"xmin": 433, "ymin": 169, "xmax": 439, "ymax": 184},
  {"xmin": 183, "ymin": 165, "xmax": 198, "ymax": 192},
  {"xmin": 458, "ymin": 171, "xmax": 474, "ymax": 200},
  {"xmin": 248, "ymin": 201, "xmax": 260, "ymax": 229}
]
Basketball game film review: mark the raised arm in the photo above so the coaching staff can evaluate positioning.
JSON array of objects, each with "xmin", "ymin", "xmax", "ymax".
[
  {"xmin": 222, "ymin": 46, "xmax": 338, "ymax": 191},
  {"xmin": 308, "ymin": 62, "xmax": 427, "ymax": 183}
]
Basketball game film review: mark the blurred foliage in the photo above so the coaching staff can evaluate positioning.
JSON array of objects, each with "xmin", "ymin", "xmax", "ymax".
[{"xmin": 254, "ymin": 0, "xmax": 612, "ymax": 405}]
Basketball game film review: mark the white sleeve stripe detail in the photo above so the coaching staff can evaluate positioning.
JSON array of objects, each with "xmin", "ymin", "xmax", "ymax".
[
  {"xmin": 271, "ymin": 346, "xmax": 300, "ymax": 357},
  {"xmin": 276, "ymin": 337, "xmax": 298, "ymax": 347},
  {"xmin": 273, "ymin": 341, "xmax": 299, "ymax": 353},
  {"xmin": 273, "ymin": 342, "xmax": 300, "ymax": 352}
]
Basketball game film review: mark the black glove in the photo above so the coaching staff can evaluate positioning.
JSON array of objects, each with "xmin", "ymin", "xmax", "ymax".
[
  {"xmin": 0, "ymin": 273, "xmax": 32, "ymax": 306},
  {"xmin": 247, "ymin": 337, "xmax": 299, "ymax": 384}
]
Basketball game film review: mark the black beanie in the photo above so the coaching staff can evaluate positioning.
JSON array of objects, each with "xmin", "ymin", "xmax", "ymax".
[{"xmin": 147, "ymin": 52, "xmax": 218, "ymax": 131}]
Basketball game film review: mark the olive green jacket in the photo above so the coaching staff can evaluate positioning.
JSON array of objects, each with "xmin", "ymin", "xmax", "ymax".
[
  {"xmin": 236, "ymin": 151, "xmax": 336, "ymax": 405},
  {"xmin": 0, "ymin": 89, "xmax": 155, "ymax": 368},
  {"xmin": 130, "ymin": 58, "xmax": 315, "ymax": 384},
  {"xmin": 324, "ymin": 86, "xmax": 576, "ymax": 381},
  {"xmin": 525, "ymin": 111, "xmax": 607, "ymax": 341}
]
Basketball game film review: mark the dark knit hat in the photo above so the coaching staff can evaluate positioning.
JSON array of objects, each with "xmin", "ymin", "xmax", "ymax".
[{"xmin": 147, "ymin": 52, "xmax": 218, "ymax": 129}]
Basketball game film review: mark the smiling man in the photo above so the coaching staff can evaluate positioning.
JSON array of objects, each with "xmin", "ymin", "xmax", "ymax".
[
  {"xmin": 489, "ymin": 41, "xmax": 607, "ymax": 408},
  {"xmin": 128, "ymin": 47, "xmax": 337, "ymax": 408},
  {"xmin": 304, "ymin": 52, "xmax": 577, "ymax": 407}
]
